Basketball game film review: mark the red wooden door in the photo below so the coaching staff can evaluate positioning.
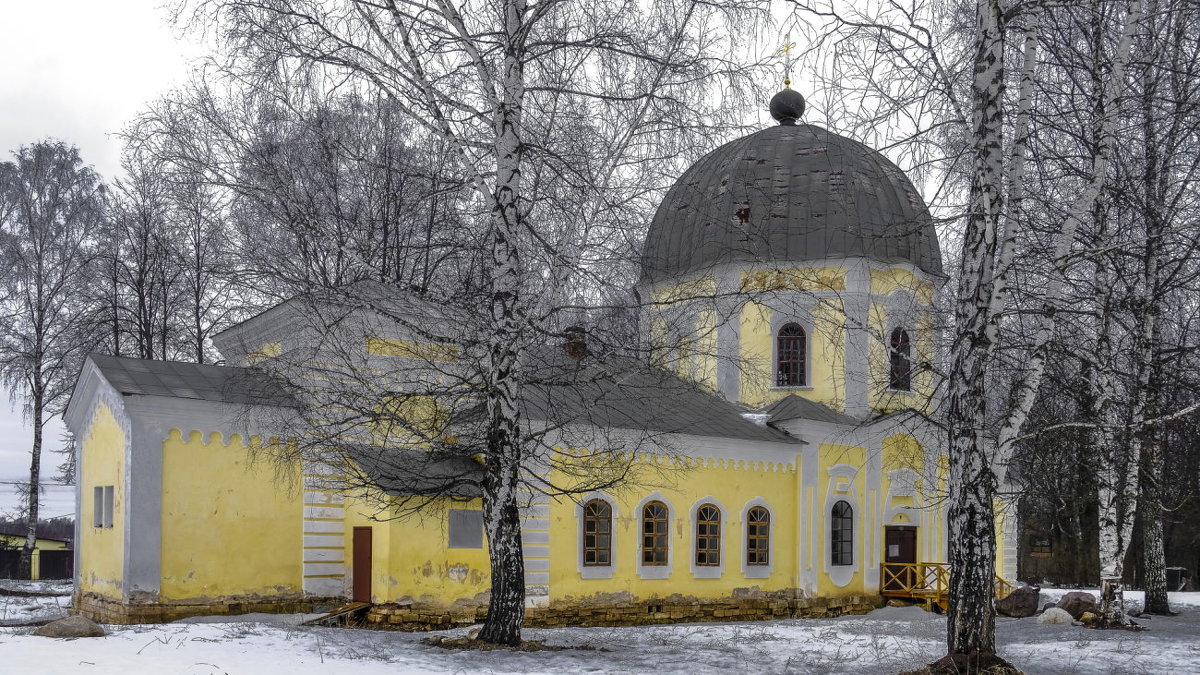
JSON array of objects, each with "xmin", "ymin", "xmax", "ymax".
[{"xmin": 352, "ymin": 527, "xmax": 372, "ymax": 603}]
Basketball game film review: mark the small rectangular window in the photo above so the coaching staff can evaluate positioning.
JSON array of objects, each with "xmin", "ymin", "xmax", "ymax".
[
  {"xmin": 94, "ymin": 485, "xmax": 114, "ymax": 528},
  {"xmin": 93, "ymin": 486, "xmax": 104, "ymax": 528},
  {"xmin": 448, "ymin": 509, "xmax": 483, "ymax": 548},
  {"xmin": 102, "ymin": 486, "xmax": 114, "ymax": 528}
]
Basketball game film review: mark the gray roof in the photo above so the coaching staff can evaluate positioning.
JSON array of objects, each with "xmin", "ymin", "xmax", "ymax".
[
  {"xmin": 344, "ymin": 446, "xmax": 483, "ymax": 498},
  {"xmin": 764, "ymin": 394, "xmax": 859, "ymax": 426},
  {"xmin": 641, "ymin": 122, "xmax": 943, "ymax": 284},
  {"xmin": 514, "ymin": 348, "xmax": 798, "ymax": 444},
  {"xmin": 87, "ymin": 354, "xmax": 293, "ymax": 406}
]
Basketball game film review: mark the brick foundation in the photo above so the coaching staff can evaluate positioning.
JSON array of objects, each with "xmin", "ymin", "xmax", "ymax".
[
  {"xmin": 71, "ymin": 591, "xmax": 340, "ymax": 625},
  {"xmin": 366, "ymin": 592, "xmax": 882, "ymax": 631}
]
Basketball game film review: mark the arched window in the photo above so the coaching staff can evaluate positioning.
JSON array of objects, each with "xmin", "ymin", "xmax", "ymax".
[
  {"xmin": 582, "ymin": 499, "xmax": 612, "ymax": 566},
  {"xmin": 642, "ymin": 501, "xmax": 669, "ymax": 566},
  {"xmin": 777, "ymin": 323, "xmax": 807, "ymax": 386},
  {"xmin": 746, "ymin": 507, "xmax": 770, "ymax": 566},
  {"xmin": 889, "ymin": 328, "xmax": 912, "ymax": 391},
  {"xmin": 695, "ymin": 504, "xmax": 721, "ymax": 566},
  {"xmin": 831, "ymin": 500, "xmax": 854, "ymax": 566}
]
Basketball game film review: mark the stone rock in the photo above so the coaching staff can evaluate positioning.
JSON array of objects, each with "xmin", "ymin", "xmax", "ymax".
[
  {"xmin": 33, "ymin": 615, "xmax": 107, "ymax": 638},
  {"xmin": 1041, "ymin": 602, "xmax": 1057, "ymax": 614},
  {"xmin": 1037, "ymin": 607, "xmax": 1074, "ymax": 625},
  {"xmin": 1079, "ymin": 611, "xmax": 1099, "ymax": 623},
  {"xmin": 995, "ymin": 585, "xmax": 1040, "ymax": 618},
  {"xmin": 1055, "ymin": 591, "xmax": 1099, "ymax": 620},
  {"xmin": 466, "ymin": 625, "xmax": 483, "ymax": 640},
  {"xmin": 887, "ymin": 599, "xmax": 911, "ymax": 608}
]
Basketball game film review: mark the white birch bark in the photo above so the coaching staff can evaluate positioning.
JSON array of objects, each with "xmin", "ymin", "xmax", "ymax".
[
  {"xmin": 993, "ymin": 0, "xmax": 1144, "ymax": 474},
  {"xmin": 945, "ymin": 0, "xmax": 1005, "ymax": 656}
]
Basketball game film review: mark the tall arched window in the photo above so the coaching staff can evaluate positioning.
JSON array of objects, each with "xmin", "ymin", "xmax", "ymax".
[
  {"xmin": 582, "ymin": 499, "xmax": 612, "ymax": 566},
  {"xmin": 777, "ymin": 323, "xmax": 807, "ymax": 386},
  {"xmin": 831, "ymin": 500, "xmax": 854, "ymax": 566},
  {"xmin": 746, "ymin": 507, "xmax": 770, "ymax": 566},
  {"xmin": 695, "ymin": 504, "xmax": 721, "ymax": 566},
  {"xmin": 642, "ymin": 501, "xmax": 669, "ymax": 566},
  {"xmin": 889, "ymin": 328, "xmax": 912, "ymax": 391}
]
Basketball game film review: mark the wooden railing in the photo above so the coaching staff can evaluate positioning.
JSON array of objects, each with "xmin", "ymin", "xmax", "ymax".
[{"xmin": 881, "ymin": 562, "xmax": 1014, "ymax": 609}]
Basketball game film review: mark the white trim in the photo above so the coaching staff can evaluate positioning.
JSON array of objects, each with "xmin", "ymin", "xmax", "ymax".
[
  {"xmin": 740, "ymin": 498, "xmax": 775, "ymax": 579},
  {"xmin": 635, "ymin": 492, "xmax": 674, "ymax": 580},
  {"xmin": 823, "ymin": 466, "xmax": 862, "ymax": 588},
  {"xmin": 688, "ymin": 496, "xmax": 728, "ymax": 579},
  {"xmin": 575, "ymin": 492, "xmax": 618, "ymax": 579}
]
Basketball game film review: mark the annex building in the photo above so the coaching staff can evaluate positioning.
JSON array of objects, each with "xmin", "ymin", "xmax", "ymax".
[{"xmin": 64, "ymin": 88, "xmax": 1018, "ymax": 626}]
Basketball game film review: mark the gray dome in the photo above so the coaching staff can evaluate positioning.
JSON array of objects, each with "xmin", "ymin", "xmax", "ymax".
[{"xmin": 641, "ymin": 123, "xmax": 943, "ymax": 284}]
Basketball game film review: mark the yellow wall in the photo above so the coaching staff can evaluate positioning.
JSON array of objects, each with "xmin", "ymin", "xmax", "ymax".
[
  {"xmin": 548, "ymin": 452, "xmax": 800, "ymax": 602},
  {"xmin": 694, "ymin": 306, "xmax": 718, "ymax": 391},
  {"xmin": 160, "ymin": 430, "xmax": 303, "ymax": 600},
  {"xmin": 246, "ymin": 341, "xmax": 282, "ymax": 365},
  {"xmin": 649, "ymin": 275, "xmax": 716, "ymax": 305},
  {"xmin": 0, "ymin": 534, "xmax": 69, "ymax": 581},
  {"xmin": 740, "ymin": 267, "xmax": 846, "ymax": 293},
  {"xmin": 739, "ymin": 299, "xmax": 847, "ymax": 410},
  {"xmin": 79, "ymin": 401, "xmax": 126, "ymax": 599},
  {"xmin": 869, "ymin": 268, "xmax": 935, "ymax": 304},
  {"xmin": 366, "ymin": 337, "xmax": 459, "ymax": 361},
  {"xmin": 344, "ymin": 495, "xmax": 491, "ymax": 605},
  {"xmin": 868, "ymin": 304, "xmax": 935, "ymax": 413}
]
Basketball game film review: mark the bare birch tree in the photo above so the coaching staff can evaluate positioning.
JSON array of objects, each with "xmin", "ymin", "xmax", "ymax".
[
  {"xmin": 174, "ymin": 0, "xmax": 764, "ymax": 645},
  {"xmin": 0, "ymin": 141, "xmax": 105, "ymax": 579}
]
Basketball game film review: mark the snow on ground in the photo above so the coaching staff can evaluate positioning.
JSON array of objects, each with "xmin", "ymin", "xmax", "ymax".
[
  {"xmin": 0, "ymin": 587, "xmax": 1197, "ymax": 674},
  {"xmin": 0, "ymin": 579, "xmax": 71, "ymax": 625}
]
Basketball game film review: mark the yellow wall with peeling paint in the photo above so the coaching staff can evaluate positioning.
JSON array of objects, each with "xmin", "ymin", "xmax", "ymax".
[
  {"xmin": 343, "ymin": 495, "xmax": 491, "ymax": 606},
  {"xmin": 79, "ymin": 401, "xmax": 125, "ymax": 599},
  {"xmin": 159, "ymin": 430, "xmax": 303, "ymax": 600},
  {"xmin": 547, "ymin": 451, "xmax": 802, "ymax": 601}
]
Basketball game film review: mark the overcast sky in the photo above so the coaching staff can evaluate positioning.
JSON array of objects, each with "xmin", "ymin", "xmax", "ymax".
[{"xmin": 0, "ymin": 1, "xmax": 203, "ymax": 517}]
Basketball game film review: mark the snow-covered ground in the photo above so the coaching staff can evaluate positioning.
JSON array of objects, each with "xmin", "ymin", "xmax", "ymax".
[{"xmin": 0, "ymin": 587, "xmax": 1197, "ymax": 674}]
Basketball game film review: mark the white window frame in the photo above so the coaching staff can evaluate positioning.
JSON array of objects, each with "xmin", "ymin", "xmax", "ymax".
[{"xmin": 576, "ymin": 492, "xmax": 618, "ymax": 579}]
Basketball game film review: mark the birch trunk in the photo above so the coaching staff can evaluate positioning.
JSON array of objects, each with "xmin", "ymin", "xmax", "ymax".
[
  {"xmin": 1090, "ymin": 214, "xmax": 1136, "ymax": 623},
  {"xmin": 945, "ymin": 0, "xmax": 1004, "ymax": 658},
  {"xmin": 477, "ymin": 0, "xmax": 528, "ymax": 645},
  {"xmin": 1136, "ymin": 6, "xmax": 1170, "ymax": 613},
  {"xmin": 18, "ymin": 380, "xmax": 44, "ymax": 580}
]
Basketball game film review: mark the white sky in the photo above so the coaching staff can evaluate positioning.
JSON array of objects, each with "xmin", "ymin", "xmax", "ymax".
[{"xmin": 0, "ymin": 1, "xmax": 202, "ymax": 516}]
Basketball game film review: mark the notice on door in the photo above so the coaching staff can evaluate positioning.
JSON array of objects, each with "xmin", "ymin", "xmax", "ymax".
[{"xmin": 888, "ymin": 544, "xmax": 900, "ymax": 558}]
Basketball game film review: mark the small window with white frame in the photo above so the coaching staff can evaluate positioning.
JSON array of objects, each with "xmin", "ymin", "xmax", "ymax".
[{"xmin": 93, "ymin": 485, "xmax": 114, "ymax": 528}]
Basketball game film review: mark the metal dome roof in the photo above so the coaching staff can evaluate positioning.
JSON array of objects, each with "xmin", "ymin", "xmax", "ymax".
[{"xmin": 640, "ymin": 123, "xmax": 943, "ymax": 284}]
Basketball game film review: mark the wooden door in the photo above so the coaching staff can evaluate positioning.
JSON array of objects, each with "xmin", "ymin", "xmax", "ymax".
[
  {"xmin": 352, "ymin": 527, "xmax": 372, "ymax": 603},
  {"xmin": 883, "ymin": 526, "xmax": 917, "ymax": 591}
]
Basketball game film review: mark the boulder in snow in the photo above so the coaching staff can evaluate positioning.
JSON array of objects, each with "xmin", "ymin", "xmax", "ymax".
[
  {"xmin": 1056, "ymin": 591, "xmax": 1099, "ymax": 620},
  {"xmin": 33, "ymin": 615, "xmax": 107, "ymax": 638},
  {"xmin": 1037, "ymin": 607, "xmax": 1074, "ymax": 625},
  {"xmin": 995, "ymin": 585, "xmax": 1039, "ymax": 617}
]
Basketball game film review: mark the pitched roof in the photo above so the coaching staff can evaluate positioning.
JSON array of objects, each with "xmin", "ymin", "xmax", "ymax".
[
  {"xmin": 515, "ymin": 347, "xmax": 799, "ymax": 444},
  {"xmin": 343, "ymin": 446, "xmax": 483, "ymax": 498},
  {"xmin": 764, "ymin": 394, "xmax": 859, "ymax": 426},
  {"xmin": 88, "ymin": 354, "xmax": 293, "ymax": 406}
]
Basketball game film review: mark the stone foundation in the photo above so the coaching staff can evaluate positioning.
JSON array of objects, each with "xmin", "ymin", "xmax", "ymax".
[
  {"xmin": 366, "ymin": 593, "xmax": 881, "ymax": 631},
  {"xmin": 72, "ymin": 591, "xmax": 338, "ymax": 625}
]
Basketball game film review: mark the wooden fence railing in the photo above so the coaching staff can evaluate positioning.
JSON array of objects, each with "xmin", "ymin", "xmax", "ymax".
[{"xmin": 881, "ymin": 562, "xmax": 1014, "ymax": 610}]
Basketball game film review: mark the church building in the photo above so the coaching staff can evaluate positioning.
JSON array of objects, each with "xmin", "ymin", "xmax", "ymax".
[{"xmin": 64, "ymin": 88, "xmax": 1017, "ymax": 626}]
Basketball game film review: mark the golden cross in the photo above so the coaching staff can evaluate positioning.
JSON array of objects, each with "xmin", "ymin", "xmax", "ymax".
[{"xmin": 775, "ymin": 33, "xmax": 797, "ymax": 87}]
